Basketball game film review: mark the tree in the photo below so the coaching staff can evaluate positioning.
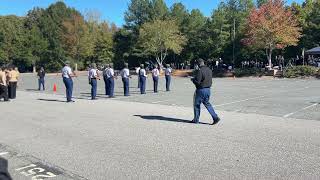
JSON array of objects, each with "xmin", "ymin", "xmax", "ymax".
[
  {"xmin": 170, "ymin": 3, "xmax": 188, "ymax": 27},
  {"xmin": 181, "ymin": 9, "xmax": 207, "ymax": 62},
  {"xmin": 138, "ymin": 19, "xmax": 187, "ymax": 67},
  {"xmin": 94, "ymin": 22, "xmax": 114, "ymax": 65},
  {"xmin": 243, "ymin": 0, "xmax": 301, "ymax": 68},
  {"xmin": 300, "ymin": 0, "xmax": 320, "ymax": 49},
  {"xmin": 62, "ymin": 13, "xmax": 86, "ymax": 64},
  {"xmin": 207, "ymin": 4, "xmax": 230, "ymax": 57},
  {"xmin": 37, "ymin": 2, "xmax": 76, "ymax": 71},
  {"xmin": 150, "ymin": 0, "xmax": 169, "ymax": 20},
  {"xmin": 124, "ymin": 0, "xmax": 153, "ymax": 29},
  {"xmin": 25, "ymin": 8, "xmax": 48, "ymax": 71},
  {"xmin": 0, "ymin": 16, "xmax": 30, "ymax": 69},
  {"xmin": 113, "ymin": 29, "xmax": 137, "ymax": 68},
  {"xmin": 257, "ymin": 0, "xmax": 268, "ymax": 7}
]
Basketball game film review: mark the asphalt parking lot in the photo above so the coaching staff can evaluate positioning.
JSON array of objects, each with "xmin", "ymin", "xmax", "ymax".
[{"xmin": 0, "ymin": 74, "xmax": 319, "ymax": 180}]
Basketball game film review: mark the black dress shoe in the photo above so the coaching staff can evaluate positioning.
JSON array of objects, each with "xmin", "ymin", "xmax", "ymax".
[
  {"xmin": 191, "ymin": 120, "xmax": 199, "ymax": 124},
  {"xmin": 212, "ymin": 117, "xmax": 221, "ymax": 125}
]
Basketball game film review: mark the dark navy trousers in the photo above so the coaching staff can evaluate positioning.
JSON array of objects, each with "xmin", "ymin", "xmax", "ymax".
[
  {"xmin": 63, "ymin": 77, "xmax": 73, "ymax": 102},
  {"xmin": 153, "ymin": 76, "xmax": 158, "ymax": 93},
  {"xmin": 38, "ymin": 78, "xmax": 45, "ymax": 90},
  {"xmin": 122, "ymin": 78, "xmax": 130, "ymax": 96},
  {"xmin": 107, "ymin": 77, "xmax": 115, "ymax": 97},
  {"xmin": 165, "ymin": 75, "xmax": 171, "ymax": 91},
  {"xmin": 193, "ymin": 88, "xmax": 218, "ymax": 123},
  {"xmin": 104, "ymin": 76, "xmax": 109, "ymax": 95},
  {"xmin": 90, "ymin": 79, "xmax": 97, "ymax": 99},
  {"xmin": 139, "ymin": 76, "xmax": 146, "ymax": 94}
]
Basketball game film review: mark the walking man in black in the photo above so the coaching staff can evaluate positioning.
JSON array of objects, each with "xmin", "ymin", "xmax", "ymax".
[{"xmin": 191, "ymin": 58, "xmax": 220, "ymax": 125}]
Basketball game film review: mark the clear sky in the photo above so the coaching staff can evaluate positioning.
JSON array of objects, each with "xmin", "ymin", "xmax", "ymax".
[{"xmin": 0, "ymin": 0, "xmax": 304, "ymax": 27}]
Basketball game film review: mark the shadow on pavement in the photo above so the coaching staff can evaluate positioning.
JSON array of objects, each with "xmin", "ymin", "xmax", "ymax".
[
  {"xmin": 25, "ymin": 89, "xmax": 39, "ymax": 92},
  {"xmin": 37, "ymin": 98, "xmax": 66, "ymax": 103},
  {"xmin": 134, "ymin": 115, "xmax": 211, "ymax": 125},
  {"xmin": 80, "ymin": 92, "xmax": 106, "ymax": 95}
]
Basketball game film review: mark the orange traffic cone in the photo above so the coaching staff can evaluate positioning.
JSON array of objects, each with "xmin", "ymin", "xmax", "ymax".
[{"xmin": 53, "ymin": 83, "xmax": 57, "ymax": 93}]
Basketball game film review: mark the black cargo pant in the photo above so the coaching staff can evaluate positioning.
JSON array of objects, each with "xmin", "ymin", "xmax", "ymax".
[
  {"xmin": 8, "ymin": 82, "xmax": 17, "ymax": 99},
  {"xmin": 0, "ymin": 84, "xmax": 9, "ymax": 101}
]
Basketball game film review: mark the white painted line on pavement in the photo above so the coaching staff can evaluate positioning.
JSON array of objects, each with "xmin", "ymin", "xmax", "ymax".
[
  {"xmin": 283, "ymin": 103, "xmax": 318, "ymax": 118},
  {"xmin": 215, "ymin": 96, "xmax": 266, "ymax": 107},
  {"xmin": 152, "ymin": 99, "xmax": 171, "ymax": 104},
  {"xmin": 0, "ymin": 152, "xmax": 9, "ymax": 156}
]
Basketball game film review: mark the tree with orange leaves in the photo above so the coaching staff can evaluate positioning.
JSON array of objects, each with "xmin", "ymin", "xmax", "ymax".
[{"xmin": 243, "ymin": 0, "xmax": 301, "ymax": 68}]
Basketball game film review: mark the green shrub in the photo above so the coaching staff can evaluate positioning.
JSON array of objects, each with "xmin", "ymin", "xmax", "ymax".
[
  {"xmin": 234, "ymin": 68, "xmax": 264, "ymax": 77},
  {"xmin": 284, "ymin": 66, "xmax": 318, "ymax": 78}
]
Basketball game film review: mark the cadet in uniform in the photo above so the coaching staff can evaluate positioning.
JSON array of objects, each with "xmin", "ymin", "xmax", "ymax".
[
  {"xmin": 152, "ymin": 64, "xmax": 160, "ymax": 93},
  {"xmin": 164, "ymin": 64, "xmax": 172, "ymax": 91},
  {"xmin": 103, "ymin": 64, "xmax": 110, "ymax": 96},
  {"xmin": 7, "ymin": 66, "xmax": 19, "ymax": 99},
  {"xmin": 106, "ymin": 63, "xmax": 115, "ymax": 98},
  {"xmin": 37, "ymin": 67, "xmax": 45, "ymax": 91},
  {"xmin": 62, "ymin": 61, "xmax": 76, "ymax": 102},
  {"xmin": 191, "ymin": 58, "xmax": 220, "ymax": 125},
  {"xmin": 88, "ymin": 63, "xmax": 100, "ymax": 100},
  {"xmin": 139, "ymin": 64, "xmax": 147, "ymax": 94},
  {"xmin": 0, "ymin": 67, "xmax": 9, "ymax": 102},
  {"xmin": 120, "ymin": 63, "xmax": 130, "ymax": 96}
]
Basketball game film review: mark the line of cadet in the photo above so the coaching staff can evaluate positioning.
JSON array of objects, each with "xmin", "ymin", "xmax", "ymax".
[
  {"xmin": 76, "ymin": 62, "xmax": 172, "ymax": 101},
  {"xmin": 62, "ymin": 59, "xmax": 220, "ymax": 125}
]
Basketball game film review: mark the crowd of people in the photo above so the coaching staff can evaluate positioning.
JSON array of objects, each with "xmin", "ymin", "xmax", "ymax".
[
  {"xmin": 307, "ymin": 55, "xmax": 320, "ymax": 67},
  {"xmin": 239, "ymin": 55, "xmax": 320, "ymax": 70},
  {"xmin": 0, "ymin": 66, "xmax": 20, "ymax": 102}
]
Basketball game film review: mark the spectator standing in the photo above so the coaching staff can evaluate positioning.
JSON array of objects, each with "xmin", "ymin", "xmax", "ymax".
[
  {"xmin": 37, "ymin": 67, "xmax": 45, "ymax": 91},
  {"xmin": 7, "ymin": 66, "xmax": 19, "ymax": 99},
  {"xmin": 0, "ymin": 67, "xmax": 9, "ymax": 102}
]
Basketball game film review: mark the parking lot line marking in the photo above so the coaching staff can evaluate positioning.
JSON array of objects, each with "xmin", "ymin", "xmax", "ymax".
[
  {"xmin": 283, "ymin": 103, "xmax": 318, "ymax": 118},
  {"xmin": 152, "ymin": 99, "xmax": 171, "ymax": 104},
  {"xmin": 0, "ymin": 152, "xmax": 9, "ymax": 156},
  {"xmin": 215, "ymin": 96, "xmax": 266, "ymax": 107}
]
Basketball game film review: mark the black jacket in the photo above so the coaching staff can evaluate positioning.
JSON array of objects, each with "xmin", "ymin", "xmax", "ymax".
[
  {"xmin": 192, "ymin": 65, "xmax": 212, "ymax": 89},
  {"xmin": 37, "ymin": 70, "xmax": 45, "ymax": 79}
]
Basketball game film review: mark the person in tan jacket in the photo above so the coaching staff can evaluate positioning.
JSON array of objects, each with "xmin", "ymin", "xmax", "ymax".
[
  {"xmin": 7, "ymin": 66, "xmax": 19, "ymax": 99},
  {"xmin": 0, "ymin": 67, "xmax": 9, "ymax": 101}
]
